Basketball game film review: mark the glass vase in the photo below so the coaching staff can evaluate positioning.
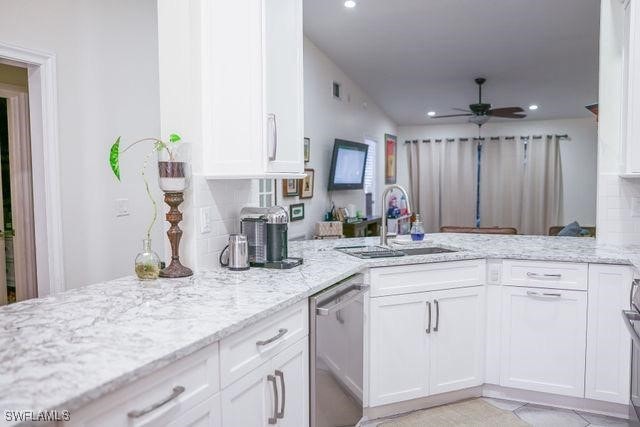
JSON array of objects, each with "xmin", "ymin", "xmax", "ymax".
[
  {"xmin": 135, "ymin": 238, "xmax": 161, "ymax": 280},
  {"xmin": 158, "ymin": 142, "xmax": 191, "ymax": 192}
]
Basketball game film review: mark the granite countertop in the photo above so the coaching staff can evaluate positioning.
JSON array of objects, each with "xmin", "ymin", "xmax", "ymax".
[{"xmin": 1, "ymin": 234, "xmax": 640, "ymax": 419}]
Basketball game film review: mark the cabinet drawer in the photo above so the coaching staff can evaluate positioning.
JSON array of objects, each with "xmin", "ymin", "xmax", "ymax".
[
  {"xmin": 370, "ymin": 260, "xmax": 485, "ymax": 297},
  {"xmin": 502, "ymin": 260, "xmax": 587, "ymax": 290},
  {"xmin": 67, "ymin": 343, "xmax": 219, "ymax": 427},
  {"xmin": 220, "ymin": 300, "xmax": 308, "ymax": 387}
]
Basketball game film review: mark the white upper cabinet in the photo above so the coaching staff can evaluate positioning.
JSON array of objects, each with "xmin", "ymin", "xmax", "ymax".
[
  {"xmin": 622, "ymin": 0, "xmax": 640, "ymax": 176},
  {"xmin": 158, "ymin": 0, "xmax": 304, "ymax": 179}
]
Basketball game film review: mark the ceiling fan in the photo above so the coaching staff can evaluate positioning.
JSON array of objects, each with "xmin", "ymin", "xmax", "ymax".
[{"xmin": 430, "ymin": 77, "xmax": 526, "ymax": 126}]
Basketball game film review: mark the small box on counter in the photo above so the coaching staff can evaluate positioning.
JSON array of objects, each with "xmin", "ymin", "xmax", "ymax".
[{"xmin": 314, "ymin": 221, "xmax": 343, "ymax": 238}]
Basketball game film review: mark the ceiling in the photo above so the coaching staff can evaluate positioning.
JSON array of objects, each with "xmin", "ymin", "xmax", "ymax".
[{"xmin": 303, "ymin": 0, "xmax": 600, "ymax": 126}]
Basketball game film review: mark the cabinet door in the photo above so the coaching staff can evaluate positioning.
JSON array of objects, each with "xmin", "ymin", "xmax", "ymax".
[
  {"xmin": 263, "ymin": 0, "xmax": 304, "ymax": 173},
  {"xmin": 500, "ymin": 286, "xmax": 587, "ymax": 397},
  {"xmin": 585, "ymin": 265, "xmax": 632, "ymax": 404},
  {"xmin": 369, "ymin": 292, "xmax": 430, "ymax": 406},
  {"xmin": 166, "ymin": 394, "xmax": 221, "ymax": 427},
  {"xmin": 272, "ymin": 339, "xmax": 309, "ymax": 427},
  {"xmin": 221, "ymin": 362, "xmax": 271, "ymax": 427},
  {"xmin": 428, "ymin": 286, "xmax": 486, "ymax": 395},
  {"xmin": 204, "ymin": 0, "xmax": 265, "ymax": 176}
]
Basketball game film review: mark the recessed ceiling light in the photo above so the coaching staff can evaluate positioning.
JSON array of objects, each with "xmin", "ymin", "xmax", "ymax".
[
  {"xmin": 529, "ymin": 104, "xmax": 539, "ymax": 111},
  {"xmin": 427, "ymin": 111, "xmax": 436, "ymax": 117},
  {"xmin": 344, "ymin": 0, "xmax": 356, "ymax": 8}
]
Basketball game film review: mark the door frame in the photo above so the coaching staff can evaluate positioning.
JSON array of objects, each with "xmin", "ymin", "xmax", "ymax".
[
  {"xmin": 0, "ymin": 42, "xmax": 64, "ymax": 297},
  {"xmin": 0, "ymin": 82, "xmax": 38, "ymax": 301}
]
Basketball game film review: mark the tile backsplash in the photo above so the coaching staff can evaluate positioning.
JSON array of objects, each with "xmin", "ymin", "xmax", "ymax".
[
  {"xmin": 597, "ymin": 173, "xmax": 640, "ymax": 244},
  {"xmin": 188, "ymin": 176, "xmax": 258, "ymax": 270}
]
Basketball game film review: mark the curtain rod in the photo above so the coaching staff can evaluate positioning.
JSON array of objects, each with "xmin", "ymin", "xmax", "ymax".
[{"xmin": 405, "ymin": 134, "xmax": 570, "ymax": 143}]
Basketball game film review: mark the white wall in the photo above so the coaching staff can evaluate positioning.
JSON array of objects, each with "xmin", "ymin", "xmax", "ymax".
[
  {"xmin": 281, "ymin": 37, "xmax": 398, "ymax": 239},
  {"xmin": 0, "ymin": 0, "xmax": 163, "ymax": 288},
  {"xmin": 398, "ymin": 118, "xmax": 598, "ymax": 227},
  {"xmin": 596, "ymin": 0, "xmax": 640, "ymax": 244}
]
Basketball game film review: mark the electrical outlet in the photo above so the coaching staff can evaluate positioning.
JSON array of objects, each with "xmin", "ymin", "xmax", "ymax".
[
  {"xmin": 200, "ymin": 207, "xmax": 212, "ymax": 234},
  {"xmin": 632, "ymin": 197, "xmax": 640, "ymax": 218},
  {"xmin": 115, "ymin": 198, "xmax": 130, "ymax": 217}
]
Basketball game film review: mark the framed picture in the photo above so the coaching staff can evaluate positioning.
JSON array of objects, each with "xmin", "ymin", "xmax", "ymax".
[
  {"xmin": 385, "ymin": 133, "xmax": 397, "ymax": 184},
  {"xmin": 289, "ymin": 203, "xmax": 305, "ymax": 221},
  {"xmin": 304, "ymin": 137, "xmax": 310, "ymax": 163},
  {"xmin": 282, "ymin": 179, "xmax": 299, "ymax": 197},
  {"xmin": 299, "ymin": 168, "xmax": 314, "ymax": 199}
]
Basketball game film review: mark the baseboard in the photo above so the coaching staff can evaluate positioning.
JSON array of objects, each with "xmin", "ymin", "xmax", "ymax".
[
  {"xmin": 363, "ymin": 384, "xmax": 630, "ymax": 422},
  {"xmin": 364, "ymin": 386, "xmax": 483, "ymax": 420},
  {"xmin": 482, "ymin": 384, "xmax": 630, "ymax": 419}
]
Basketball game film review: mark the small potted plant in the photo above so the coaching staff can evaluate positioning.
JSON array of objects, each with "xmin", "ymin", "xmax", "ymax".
[{"xmin": 109, "ymin": 133, "xmax": 185, "ymax": 280}]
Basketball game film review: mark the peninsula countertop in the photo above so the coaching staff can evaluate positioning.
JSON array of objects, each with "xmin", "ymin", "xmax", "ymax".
[{"xmin": 1, "ymin": 234, "xmax": 639, "ymax": 419}]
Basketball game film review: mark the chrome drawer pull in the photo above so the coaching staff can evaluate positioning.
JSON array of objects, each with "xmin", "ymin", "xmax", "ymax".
[
  {"xmin": 526, "ymin": 290, "xmax": 562, "ymax": 298},
  {"xmin": 426, "ymin": 301, "xmax": 432, "ymax": 334},
  {"xmin": 268, "ymin": 374, "xmax": 278, "ymax": 424},
  {"xmin": 527, "ymin": 272, "xmax": 562, "ymax": 279},
  {"xmin": 257, "ymin": 328, "xmax": 288, "ymax": 347},
  {"xmin": 127, "ymin": 385, "xmax": 185, "ymax": 418},
  {"xmin": 275, "ymin": 369, "xmax": 285, "ymax": 419},
  {"xmin": 434, "ymin": 300, "xmax": 440, "ymax": 332}
]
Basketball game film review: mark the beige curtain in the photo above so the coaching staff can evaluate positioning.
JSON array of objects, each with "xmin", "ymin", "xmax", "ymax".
[
  {"xmin": 479, "ymin": 138, "xmax": 525, "ymax": 229},
  {"xmin": 418, "ymin": 141, "xmax": 442, "ymax": 232},
  {"xmin": 440, "ymin": 139, "xmax": 479, "ymax": 228},
  {"xmin": 520, "ymin": 136, "xmax": 562, "ymax": 235},
  {"xmin": 406, "ymin": 141, "xmax": 420, "ymax": 211}
]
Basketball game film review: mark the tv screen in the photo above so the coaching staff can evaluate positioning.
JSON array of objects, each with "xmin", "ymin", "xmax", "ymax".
[{"xmin": 328, "ymin": 139, "xmax": 369, "ymax": 190}]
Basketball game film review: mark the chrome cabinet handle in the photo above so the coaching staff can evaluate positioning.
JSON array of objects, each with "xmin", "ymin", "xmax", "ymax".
[
  {"xmin": 526, "ymin": 290, "xmax": 562, "ymax": 298},
  {"xmin": 268, "ymin": 113, "xmax": 278, "ymax": 161},
  {"xmin": 275, "ymin": 370, "xmax": 285, "ymax": 419},
  {"xmin": 256, "ymin": 328, "xmax": 288, "ymax": 347},
  {"xmin": 268, "ymin": 374, "xmax": 278, "ymax": 424},
  {"xmin": 434, "ymin": 300, "xmax": 440, "ymax": 332},
  {"xmin": 623, "ymin": 310, "xmax": 640, "ymax": 347},
  {"xmin": 426, "ymin": 301, "xmax": 431, "ymax": 334},
  {"xmin": 127, "ymin": 385, "xmax": 185, "ymax": 418},
  {"xmin": 316, "ymin": 284, "xmax": 369, "ymax": 316},
  {"xmin": 527, "ymin": 272, "xmax": 562, "ymax": 279}
]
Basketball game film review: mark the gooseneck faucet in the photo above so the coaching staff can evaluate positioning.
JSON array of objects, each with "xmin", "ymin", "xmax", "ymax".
[{"xmin": 380, "ymin": 184, "xmax": 412, "ymax": 246}]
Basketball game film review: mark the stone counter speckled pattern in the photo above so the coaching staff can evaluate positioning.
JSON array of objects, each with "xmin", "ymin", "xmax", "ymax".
[{"xmin": 1, "ymin": 234, "xmax": 639, "ymax": 421}]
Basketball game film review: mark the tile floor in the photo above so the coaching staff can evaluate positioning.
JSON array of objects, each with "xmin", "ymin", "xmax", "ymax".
[{"xmin": 362, "ymin": 397, "xmax": 632, "ymax": 427}]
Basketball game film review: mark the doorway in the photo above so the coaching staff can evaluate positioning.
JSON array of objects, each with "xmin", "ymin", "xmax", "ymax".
[{"xmin": 0, "ymin": 62, "xmax": 37, "ymax": 305}]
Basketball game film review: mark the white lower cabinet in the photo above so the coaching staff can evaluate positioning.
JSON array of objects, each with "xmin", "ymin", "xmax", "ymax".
[
  {"xmin": 168, "ymin": 394, "xmax": 222, "ymax": 427},
  {"xmin": 428, "ymin": 286, "xmax": 486, "ymax": 395},
  {"xmin": 221, "ymin": 338, "xmax": 308, "ymax": 427},
  {"xmin": 369, "ymin": 292, "xmax": 430, "ymax": 406},
  {"xmin": 369, "ymin": 286, "xmax": 486, "ymax": 407},
  {"xmin": 499, "ymin": 286, "xmax": 587, "ymax": 397}
]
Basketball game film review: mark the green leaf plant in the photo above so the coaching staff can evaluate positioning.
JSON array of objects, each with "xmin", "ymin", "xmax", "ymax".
[{"xmin": 109, "ymin": 134, "xmax": 182, "ymax": 239}]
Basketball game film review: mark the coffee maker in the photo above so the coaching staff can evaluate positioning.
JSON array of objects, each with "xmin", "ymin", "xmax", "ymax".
[{"xmin": 239, "ymin": 206, "xmax": 303, "ymax": 269}]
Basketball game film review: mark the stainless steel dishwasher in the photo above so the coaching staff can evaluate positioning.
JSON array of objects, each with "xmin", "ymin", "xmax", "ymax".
[{"xmin": 310, "ymin": 274, "xmax": 368, "ymax": 427}]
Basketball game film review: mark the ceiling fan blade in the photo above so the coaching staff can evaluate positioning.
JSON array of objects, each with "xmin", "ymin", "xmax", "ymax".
[
  {"xmin": 431, "ymin": 113, "xmax": 473, "ymax": 119},
  {"xmin": 488, "ymin": 107, "xmax": 525, "ymax": 116},
  {"xmin": 492, "ymin": 113, "xmax": 527, "ymax": 119},
  {"xmin": 452, "ymin": 108, "xmax": 471, "ymax": 113}
]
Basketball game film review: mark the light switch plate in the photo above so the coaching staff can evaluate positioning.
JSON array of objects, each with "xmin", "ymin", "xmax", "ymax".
[
  {"xmin": 115, "ymin": 198, "xmax": 130, "ymax": 217},
  {"xmin": 632, "ymin": 197, "xmax": 640, "ymax": 218},
  {"xmin": 200, "ymin": 207, "xmax": 212, "ymax": 234}
]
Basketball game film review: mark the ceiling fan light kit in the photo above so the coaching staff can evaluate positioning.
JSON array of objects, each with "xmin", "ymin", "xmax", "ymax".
[{"xmin": 430, "ymin": 77, "xmax": 527, "ymax": 126}]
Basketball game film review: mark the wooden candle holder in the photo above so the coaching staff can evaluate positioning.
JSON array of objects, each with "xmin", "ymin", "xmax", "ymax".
[{"xmin": 159, "ymin": 192, "xmax": 193, "ymax": 278}]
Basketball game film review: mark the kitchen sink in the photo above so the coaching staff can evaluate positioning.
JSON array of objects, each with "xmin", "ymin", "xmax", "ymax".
[
  {"xmin": 400, "ymin": 246, "xmax": 457, "ymax": 256},
  {"xmin": 335, "ymin": 245, "xmax": 457, "ymax": 259}
]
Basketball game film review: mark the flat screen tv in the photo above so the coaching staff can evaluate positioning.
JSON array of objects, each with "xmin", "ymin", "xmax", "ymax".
[{"xmin": 328, "ymin": 139, "xmax": 369, "ymax": 190}]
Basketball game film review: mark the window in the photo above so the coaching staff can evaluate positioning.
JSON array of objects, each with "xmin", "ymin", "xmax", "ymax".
[
  {"xmin": 258, "ymin": 179, "xmax": 275, "ymax": 207},
  {"xmin": 363, "ymin": 138, "xmax": 377, "ymax": 216}
]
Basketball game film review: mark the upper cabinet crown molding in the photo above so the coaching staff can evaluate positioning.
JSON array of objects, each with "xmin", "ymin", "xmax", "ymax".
[{"xmin": 157, "ymin": 0, "xmax": 304, "ymax": 180}]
